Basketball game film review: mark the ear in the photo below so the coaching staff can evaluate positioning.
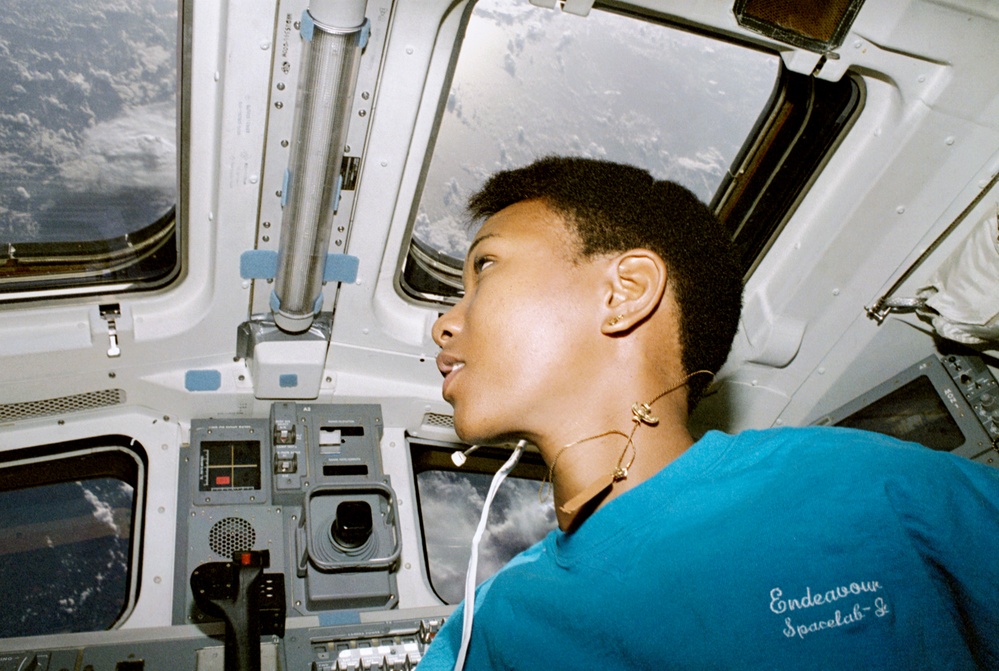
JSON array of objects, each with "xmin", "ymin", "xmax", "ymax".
[{"xmin": 600, "ymin": 250, "xmax": 668, "ymax": 334}]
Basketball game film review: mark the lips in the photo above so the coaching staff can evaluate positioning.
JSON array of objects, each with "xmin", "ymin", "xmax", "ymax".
[{"xmin": 436, "ymin": 351, "xmax": 465, "ymax": 398}]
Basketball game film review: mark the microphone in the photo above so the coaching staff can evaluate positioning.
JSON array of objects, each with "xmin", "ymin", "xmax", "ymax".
[
  {"xmin": 451, "ymin": 445, "xmax": 480, "ymax": 467},
  {"xmin": 451, "ymin": 439, "xmax": 529, "ymax": 467}
]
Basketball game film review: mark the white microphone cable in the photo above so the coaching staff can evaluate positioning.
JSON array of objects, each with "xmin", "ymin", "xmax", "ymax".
[{"xmin": 453, "ymin": 439, "xmax": 527, "ymax": 671}]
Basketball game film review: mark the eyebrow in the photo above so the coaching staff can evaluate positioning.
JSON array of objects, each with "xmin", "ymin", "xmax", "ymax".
[{"xmin": 465, "ymin": 232, "xmax": 499, "ymax": 263}]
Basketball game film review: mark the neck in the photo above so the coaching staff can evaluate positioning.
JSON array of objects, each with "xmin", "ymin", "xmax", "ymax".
[{"xmin": 539, "ymin": 391, "xmax": 696, "ymax": 531}]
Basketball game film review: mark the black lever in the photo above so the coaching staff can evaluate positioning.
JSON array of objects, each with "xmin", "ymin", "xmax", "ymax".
[{"xmin": 190, "ymin": 550, "xmax": 286, "ymax": 671}]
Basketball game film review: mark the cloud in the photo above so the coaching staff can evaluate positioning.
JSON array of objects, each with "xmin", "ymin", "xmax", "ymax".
[
  {"xmin": 414, "ymin": 207, "xmax": 474, "ymax": 261},
  {"xmin": 0, "ymin": 206, "xmax": 40, "ymax": 241},
  {"xmin": 675, "ymin": 146, "xmax": 725, "ymax": 175},
  {"xmin": 81, "ymin": 485, "xmax": 120, "ymax": 536},
  {"xmin": 418, "ymin": 470, "xmax": 556, "ymax": 603},
  {"xmin": 59, "ymin": 100, "xmax": 176, "ymax": 195}
]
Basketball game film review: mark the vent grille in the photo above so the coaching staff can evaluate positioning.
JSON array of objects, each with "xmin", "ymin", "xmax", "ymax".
[
  {"xmin": 209, "ymin": 517, "xmax": 256, "ymax": 559},
  {"xmin": 0, "ymin": 388, "xmax": 126, "ymax": 423},
  {"xmin": 422, "ymin": 413, "xmax": 454, "ymax": 429}
]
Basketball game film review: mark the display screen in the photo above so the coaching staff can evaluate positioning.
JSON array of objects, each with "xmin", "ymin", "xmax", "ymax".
[
  {"xmin": 835, "ymin": 376, "xmax": 965, "ymax": 451},
  {"xmin": 199, "ymin": 440, "xmax": 262, "ymax": 491}
]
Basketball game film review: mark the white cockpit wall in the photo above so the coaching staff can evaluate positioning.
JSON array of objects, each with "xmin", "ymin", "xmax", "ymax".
[{"xmin": 0, "ymin": 0, "xmax": 997, "ymax": 627}]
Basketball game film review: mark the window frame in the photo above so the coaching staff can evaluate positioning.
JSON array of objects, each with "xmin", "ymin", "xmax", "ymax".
[
  {"xmin": 0, "ymin": 435, "xmax": 148, "ymax": 636},
  {"xmin": 714, "ymin": 69, "xmax": 865, "ymax": 275},
  {"xmin": 395, "ymin": 2, "xmax": 864, "ymax": 306},
  {"xmin": 0, "ymin": 0, "xmax": 186, "ymax": 303},
  {"xmin": 409, "ymin": 439, "xmax": 554, "ymax": 604},
  {"xmin": 0, "ymin": 209, "xmax": 180, "ymax": 300}
]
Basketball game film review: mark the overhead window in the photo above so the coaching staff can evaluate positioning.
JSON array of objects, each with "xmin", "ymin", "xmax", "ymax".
[
  {"xmin": 0, "ymin": 0, "xmax": 180, "ymax": 299},
  {"xmin": 0, "ymin": 437, "xmax": 146, "ymax": 637},
  {"xmin": 412, "ymin": 443, "xmax": 556, "ymax": 604},
  {"xmin": 399, "ymin": 0, "xmax": 781, "ymax": 303},
  {"xmin": 716, "ymin": 70, "xmax": 863, "ymax": 272}
]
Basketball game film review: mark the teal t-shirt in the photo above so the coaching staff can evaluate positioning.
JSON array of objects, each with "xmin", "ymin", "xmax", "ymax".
[{"xmin": 418, "ymin": 427, "xmax": 999, "ymax": 670}]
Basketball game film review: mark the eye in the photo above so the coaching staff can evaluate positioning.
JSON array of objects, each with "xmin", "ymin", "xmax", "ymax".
[{"xmin": 472, "ymin": 255, "xmax": 495, "ymax": 274}]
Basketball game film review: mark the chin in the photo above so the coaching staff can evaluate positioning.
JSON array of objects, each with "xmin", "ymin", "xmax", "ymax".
[
  {"xmin": 449, "ymin": 404, "xmax": 474, "ymax": 441},
  {"xmin": 451, "ymin": 407, "xmax": 509, "ymax": 446},
  {"xmin": 451, "ymin": 416, "xmax": 488, "ymax": 445}
]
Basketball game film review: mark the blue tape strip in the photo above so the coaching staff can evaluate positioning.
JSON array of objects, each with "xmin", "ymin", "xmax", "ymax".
[
  {"xmin": 279, "ymin": 374, "xmax": 298, "ymax": 388},
  {"xmin": 324, "ymin": 254, "xmax": 359, "ymax": 283},
  {"xmin": 240, "ymin": 250, "xmax": 279, "ymax": 279},
  {"xmin": 332, "ymin": 174, "xmax": 343, "ymax": 213},
  {"xmin": 246, "ymin": 252, "xmax": 355, "ymax": 298},
  {"xmin": 282, "ymin": 168, "xmax": 291, "ymax": 208},
  {"xmin": 318, "ymin": 611, "xmax": 361, "ymax": 627},
  {"xmin": 359, "ymin": 18, "xmax": 371, "ymax": 49},
  {"xmin": 313, "ymin": 293, "xmax": 324, "ymax": 314},
  {"xmin": 301, "ymin": 10, "xmax": 315, "ymax": 42},
  {"xmin": 185, "ymin": 370, "xmax": 222, "ymax": 392}
]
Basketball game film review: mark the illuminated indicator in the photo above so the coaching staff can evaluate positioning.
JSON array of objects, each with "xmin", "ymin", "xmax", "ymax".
[{"xmin": 199, "ymin": 440, "xmax": 262, "ymax": 491}]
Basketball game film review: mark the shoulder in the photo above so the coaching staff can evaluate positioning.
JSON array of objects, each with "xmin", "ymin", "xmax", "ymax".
[
  {"xmin": 697, "ymin": 426, "xmax": 999, "ymax": 500},
  {"xmin": 718, "ymin": 424, "xmax": 922, "ymax": 452},
  {"xmin": 714, "ymin": 425, "xmax": 976, "ymax": 468}
]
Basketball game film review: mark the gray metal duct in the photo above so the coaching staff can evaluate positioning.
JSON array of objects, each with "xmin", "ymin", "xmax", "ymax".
[{"xmin": 272, "ymin": 1, "xmax": 368, "ymax": 333}]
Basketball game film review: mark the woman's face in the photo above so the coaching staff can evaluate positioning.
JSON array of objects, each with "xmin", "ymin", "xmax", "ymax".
[{"xmin": 433, "ymin": 200, "xmax": 610, "ymax": 445}]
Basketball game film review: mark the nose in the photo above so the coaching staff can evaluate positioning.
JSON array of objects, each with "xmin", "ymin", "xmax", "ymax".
[{"xmin": 432, "ymin": 301, "xmax": 463, "ymax": 347}]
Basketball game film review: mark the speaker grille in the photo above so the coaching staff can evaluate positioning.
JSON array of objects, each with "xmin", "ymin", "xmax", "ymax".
[
  {"xmin": 209, "ymin": 517, "xmax": 256, "ymax": 559},
  {"xmin": 422, "ymin": 412, "xmax": 454, "ymax": 429},
  {"xmin": 735, "ymin": 0, "xmax": 865, "ymax": 51},
  {"xmin": 0, "ymin": 388, "xmax": 126, "ymax": 423}
]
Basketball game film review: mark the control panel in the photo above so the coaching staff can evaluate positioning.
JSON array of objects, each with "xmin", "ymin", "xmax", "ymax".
[
  {"xmin": 0, "ymin": 402, "xmax": 454, "ymax": 670},
  {"xmin": 0, "ymin": 614, "xmax": 446, "ymax": 670},
  {"xmin": 940, "ymin": 353, "xmax": 999, "ymax": 446},
  {"xmin": 175, "ymin": 403, "xmax": 401, "ymax": 623},
  {"xmin": 814, "ymin": 350, "xmax": 999, "ymax": 461}
]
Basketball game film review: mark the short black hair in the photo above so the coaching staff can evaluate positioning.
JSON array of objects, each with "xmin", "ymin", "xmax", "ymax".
[{"xmin": 467, "ymin": 156, "xmax": 743, "ymax": 410}]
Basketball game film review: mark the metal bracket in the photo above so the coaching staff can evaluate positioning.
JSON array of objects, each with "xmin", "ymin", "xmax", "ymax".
[
  {"xmin": 866, "ymin": 174, "xmax": 999, "ymax": 326},
  {"xmin": 864, "ymin": 296, "xmax": 928, "ymax": 325},
  {"xmin": 236, "ymin": 313, "xmax": 334, "ymax": 400},
  {"xmin": 99, "ymin": 303, "xmax": 122, "ymax": 358}
]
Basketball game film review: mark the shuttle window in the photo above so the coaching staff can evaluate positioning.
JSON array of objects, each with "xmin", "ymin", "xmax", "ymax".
[
  {"xmin": 0, "ymin": 0, "xmax": 179, "ymax": 299},
  {"xmin": 412, "ymin": 445, "xmax": 556, "ymax": 604},
  {"xmin": 401, "ymin": 0, "xmax": 780, "ymax": 302},
  {"xmin": 0, "ymin": 437, "xmax": 145, "ymax": 638}
]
